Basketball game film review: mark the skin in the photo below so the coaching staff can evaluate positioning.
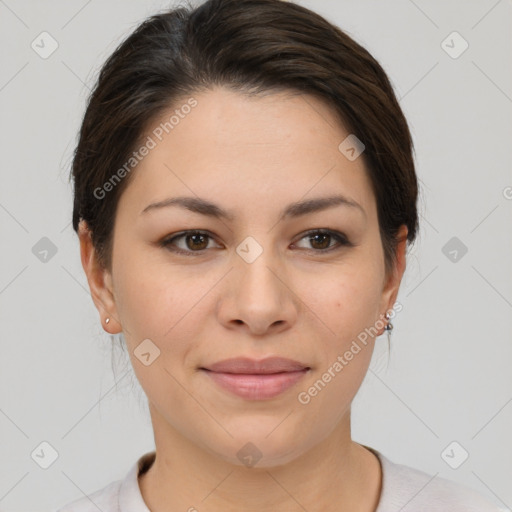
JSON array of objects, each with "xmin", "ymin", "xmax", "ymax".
[{"xmin": 79, "ymin": 86, "xmax": 408, "ymax": 512}]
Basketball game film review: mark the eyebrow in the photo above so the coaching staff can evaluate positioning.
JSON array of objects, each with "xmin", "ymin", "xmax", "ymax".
[{"xmin": 140, "ymin": 194, "xmax": 366, "ymax": 221}]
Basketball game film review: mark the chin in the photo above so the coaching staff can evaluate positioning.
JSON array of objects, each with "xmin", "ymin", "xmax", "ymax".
[{"xmin": 200, "ymin": 427, "xmax": 308, "ymax": 469}]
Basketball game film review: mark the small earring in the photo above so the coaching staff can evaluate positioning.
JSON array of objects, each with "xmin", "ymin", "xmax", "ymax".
[
  {"xmin": 105, "ymin": 317, "xmax": 110, "ymax": 324},
  {"xmin": 384, "ymin": 312, "xmax": 393, "ymax": 332},
  {"xmin": 384, "ymin": 312, "xmax": 393, "ymax": 349}
]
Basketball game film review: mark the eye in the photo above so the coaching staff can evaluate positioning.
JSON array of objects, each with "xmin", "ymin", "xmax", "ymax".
[
  {"xmin": 159, "ymin": 228, "xmax": 352, "ymax": 256},
  {"xmin": 292, "ymin": 229, "xmax": 352, "ymax": 252},
  {"xmin": 159, "ymin": 230, "xmax": 221, "ymax": 256}
]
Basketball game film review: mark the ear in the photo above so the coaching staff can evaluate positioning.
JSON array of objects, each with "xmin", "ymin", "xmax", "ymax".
[
  {"xmin": 78, "ymin": 220, "xmax": 122, "ymax": 333},
  {"xmin": 377, "ymin": 224, "xmax": 408, "ymax": 335}
]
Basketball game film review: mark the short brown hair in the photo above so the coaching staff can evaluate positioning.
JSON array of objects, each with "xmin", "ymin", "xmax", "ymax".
[{"xmin": 70, "ymin": 0, "xmax": 419, "ymax": 275}]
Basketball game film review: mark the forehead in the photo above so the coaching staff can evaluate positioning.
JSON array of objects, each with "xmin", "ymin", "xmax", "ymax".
[{"xmin": 118, "ymin": 87, "xmax": 376, "ymax": 221}]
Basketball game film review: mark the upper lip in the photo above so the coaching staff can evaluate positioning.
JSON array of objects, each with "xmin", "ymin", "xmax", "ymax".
[{"xmin": 201, "ymin": 357, "xmax": 310, "ymax": 374}]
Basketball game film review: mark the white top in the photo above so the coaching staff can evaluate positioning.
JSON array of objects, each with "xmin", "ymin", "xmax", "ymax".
[{"xmin": 56, "ymin": 448, "xmax": 504, "ymax": 511}]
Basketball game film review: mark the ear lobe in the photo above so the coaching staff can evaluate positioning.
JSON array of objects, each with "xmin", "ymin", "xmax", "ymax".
[{"xmin": 78, "ymin": 220, "xmax": 121, "ymax": 333}]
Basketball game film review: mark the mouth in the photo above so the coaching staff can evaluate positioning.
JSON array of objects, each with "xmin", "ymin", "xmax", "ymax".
[{"xmin": 199, "ymin": 357, "xmax": 311, "ymax": 400}]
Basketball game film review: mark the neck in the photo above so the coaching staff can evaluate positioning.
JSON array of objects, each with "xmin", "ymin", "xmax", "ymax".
[{"xmin": 139, "ymin": 406, "xmax": 382, "ymax": 512}]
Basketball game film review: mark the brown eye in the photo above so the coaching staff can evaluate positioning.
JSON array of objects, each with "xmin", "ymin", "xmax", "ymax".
[
  {"xmin": 308, "ymin": 232, "xmax": 331, "ymax": 250},
  {"xmin": 185, "ymin": 233, "xmax": 209, "ymax": 250},
  {"xmin": 160, "ymin": 230, "xmax": 221, "ymax": 255},
  {"xmin": 293, "ymin": 229, "xmax": 352, "ymax": 252}
]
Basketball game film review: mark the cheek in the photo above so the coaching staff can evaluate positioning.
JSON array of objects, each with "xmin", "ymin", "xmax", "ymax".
[
  {"xmin": 308, "ymin": 262, "xmax": 382, "ymax": 340},
  {"xmin": 297, "ymin": 268, "xmax": 382, "ymax": 421},
  {"xmin": 113, "ymin": 249, "xmax": 218, "ymax": 378},
  {"xmin": 114, "ymin": 265, "xmax": 201, "ymax": 403},
  {"xmin": 112, "ymin": 249, "xmax": 190, "ymax": 345}
]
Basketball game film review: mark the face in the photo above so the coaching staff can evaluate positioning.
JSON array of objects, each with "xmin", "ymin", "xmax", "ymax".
[{"xmin": 81, "ymin": 86, "xmax": 406, "ymax": 468}]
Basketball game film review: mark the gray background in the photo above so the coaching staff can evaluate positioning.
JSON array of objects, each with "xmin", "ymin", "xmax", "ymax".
[{"xmin": 0, "ymin": 0, "xmax": 511, "ymax": 510}]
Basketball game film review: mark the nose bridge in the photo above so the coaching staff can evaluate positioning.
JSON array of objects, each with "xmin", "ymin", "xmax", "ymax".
[
  {"xmin": 235, "ymin": 234, "xmax": 282, "ymax": 301},
  {"xmin": 218, "ymin": 233, "xmax": 297, "ymax": 334}
]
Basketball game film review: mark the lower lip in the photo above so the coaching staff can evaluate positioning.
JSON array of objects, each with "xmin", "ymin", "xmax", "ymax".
[{"xmin": 201, "ymin": 369, "xmax": 309, "ymax": 400}]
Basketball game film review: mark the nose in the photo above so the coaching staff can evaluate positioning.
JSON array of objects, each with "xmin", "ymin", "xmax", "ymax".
[{"xmin": 216, "ymin": 245, "xmax": 298, "ymax": 336}]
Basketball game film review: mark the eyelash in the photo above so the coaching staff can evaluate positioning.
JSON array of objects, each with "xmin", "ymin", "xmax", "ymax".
[{"xmin": 159, "ymin": 229, "xmax": 353, "ymax": 256}]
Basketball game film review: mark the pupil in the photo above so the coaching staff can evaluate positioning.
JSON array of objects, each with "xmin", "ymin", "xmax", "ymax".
[
  {"xmin": 188, "ymin": 234, "xmax": 207, "ymax": 250},
  {"xmin": 312, "ymin": 233, "xmax": 329, "ymax": 249}
]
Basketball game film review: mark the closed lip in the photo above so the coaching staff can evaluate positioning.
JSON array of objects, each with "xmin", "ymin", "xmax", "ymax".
[{"xmin": 200, "ymin": 357, "xmax": 310, "ymax": 374}]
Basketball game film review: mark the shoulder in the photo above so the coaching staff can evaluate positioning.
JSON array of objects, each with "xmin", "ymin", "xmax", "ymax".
[
  {"xmin": 369, "ymin": 447, "xmax": 505, "ymax": 512},
  {"xmin": 55, "ymin": 478, "xmax": 122, "ymax": 512}
]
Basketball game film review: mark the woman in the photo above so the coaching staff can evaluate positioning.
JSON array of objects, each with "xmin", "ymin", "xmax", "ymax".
[{"xmin": 58, "ymin": 0, "xmax": 501, "ymax": 510}]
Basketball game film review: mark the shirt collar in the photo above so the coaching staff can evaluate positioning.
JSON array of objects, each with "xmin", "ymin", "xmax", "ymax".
[{"xmin": 118, "ymin": 451, "xmax": 156, "ymax": 511}]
